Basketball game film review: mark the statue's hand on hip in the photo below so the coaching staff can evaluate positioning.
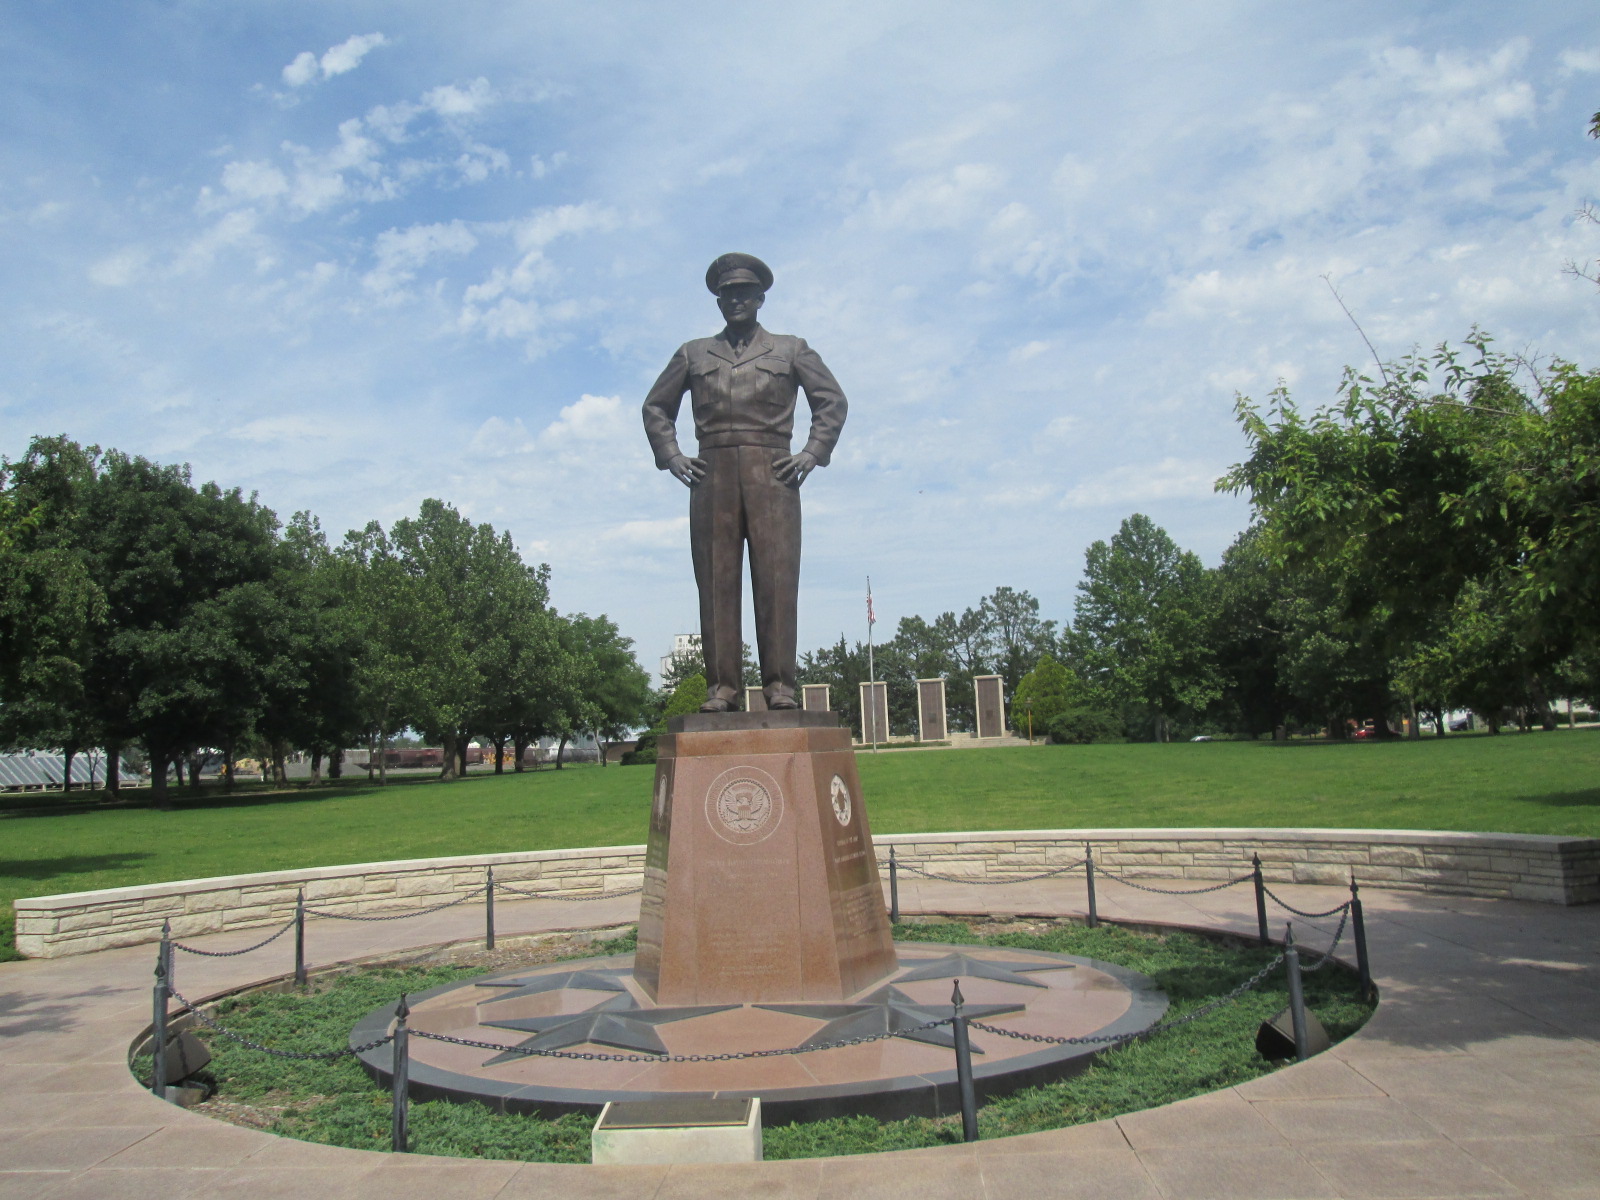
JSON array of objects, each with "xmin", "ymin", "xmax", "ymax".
[
  {"xmin": 667, "ymin": 454, "xmax": 707, "ymax": 487},
  {"xmin": 773, "ymin": 451, "xmax": 816, "ymax": 488}
]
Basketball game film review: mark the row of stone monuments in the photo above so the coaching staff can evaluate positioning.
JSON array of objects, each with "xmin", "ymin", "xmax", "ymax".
[{"xmin": 739, "ymin": 675, "xmax": 1008, "ymax": 743}]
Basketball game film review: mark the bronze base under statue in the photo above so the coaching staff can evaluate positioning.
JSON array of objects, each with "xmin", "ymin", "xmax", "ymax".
[{"xmin": 635, "ymin": 710, "xmax": 897, "ymax": 1005}]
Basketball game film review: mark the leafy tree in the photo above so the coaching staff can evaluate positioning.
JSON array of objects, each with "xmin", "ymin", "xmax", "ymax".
[
  {"xmin": 1010, "ymin": 654, "xmax": 1115, "ymax": 744},
  {"xmin": 1068, "ymin": 514, "xmax": 1221, "ymax": 741}
]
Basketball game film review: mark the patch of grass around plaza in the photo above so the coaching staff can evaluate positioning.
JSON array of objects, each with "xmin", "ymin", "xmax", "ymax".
[
  {"xmin": 173, "ymin": 920, "xmax": 1371, "ymax": 1162},
  {"xmin": 6, "ymin": 728, "xmax": 1598, "ymax": 960}
]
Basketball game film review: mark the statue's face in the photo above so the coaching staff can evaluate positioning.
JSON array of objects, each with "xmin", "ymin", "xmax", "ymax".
[{"xmin": 716, "ymin": 284, "xmax": 765, "ymax": 328}]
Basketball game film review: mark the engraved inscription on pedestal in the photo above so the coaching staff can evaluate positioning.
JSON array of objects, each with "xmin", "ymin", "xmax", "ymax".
[{"xmin": 858, "ymin": 680, "xmax": 888, "ymax": 743}]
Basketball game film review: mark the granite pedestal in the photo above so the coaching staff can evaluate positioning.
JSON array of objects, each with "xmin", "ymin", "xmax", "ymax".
[{"xmin": 635, "ymin": 711, "xmax": 897, "ymax": 1005}]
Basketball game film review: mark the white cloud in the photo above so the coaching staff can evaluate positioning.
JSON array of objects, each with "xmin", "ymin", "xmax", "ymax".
[
  {"xmin": 542, "ymin": 393, "xmax": 624, "ymax": 442},
  {"xmin": 88, "ymin": 248, "xmax": 148, "ymax": 287},
  {"xmin": 1558, "ymin": 48, "xmax": 1600, "ymax": 75},
  {"xmin": 1060, "ymin": 458, "xmax": 1223, "ymax": 510},
  {"xmin": 283, "ymin": 33, "xmax": 389, "ymax": 87},
  {"xmin": 220, "ymin": 160, "xmax": 289, "ymax": 201},
  {"xmin": 363, "ymin": 219, "xmax": 478, "ymax": 301},
  {"xmin": 281, "ymin": 51, "xmax": 318, "ymax": 88},
  {"xmin": 423, "ymin": 78, "xmax": 494, "ymax": 117},
  {"xmin": 468, "ymin": 416, "xmax": 535, "ymax": 457},
  {"xmin": 603, "ymin": 516, "xmax": 688, "ymax": 546}
]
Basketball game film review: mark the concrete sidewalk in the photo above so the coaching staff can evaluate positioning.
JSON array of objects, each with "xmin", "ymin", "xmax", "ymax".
[{"xmin": 2, "ymin": 873, "xmax": 1596, "ymax": 1198}]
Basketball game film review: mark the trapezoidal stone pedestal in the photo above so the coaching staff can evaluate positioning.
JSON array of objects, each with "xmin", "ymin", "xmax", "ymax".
[{"xmin": 635, "ymin": 711, "xmax": 897, "ymax": 1005}]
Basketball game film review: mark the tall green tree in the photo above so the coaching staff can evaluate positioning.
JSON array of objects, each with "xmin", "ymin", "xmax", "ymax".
[{"xmin": 1068, "ymin": 514, "xmax": 1221, "ymax": 741}]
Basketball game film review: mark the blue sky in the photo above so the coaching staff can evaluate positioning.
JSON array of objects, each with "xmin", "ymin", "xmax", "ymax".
[{"xmin": 4, "ymin": 2, "xmax": 1598, "ymax": 677}]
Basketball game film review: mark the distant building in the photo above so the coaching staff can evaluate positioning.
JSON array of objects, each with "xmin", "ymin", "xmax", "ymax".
[{"xmin": 660, "ymin": 633, "xmax": 700, "ymax": 679}]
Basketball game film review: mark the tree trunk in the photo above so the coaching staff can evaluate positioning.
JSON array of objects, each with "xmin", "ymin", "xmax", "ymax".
[
  {"xmin": 149, "ymin": 744, "xmax": 170, "ymax": 808},
  {"xmin": 378, "ymin": 729, "xmax": 388, "ymax": 786},
  {"xmin": 173, "ymin": 755, "xmax": 186, "ymax": 787},
  {"xmin": 107, "ymin": 742, "xmax": 121, "ymax": 794},
  {"xmin": 513, "ymin": 736, "xmax": 528, "ymax": 773},
  {"xmin": 457, "ymin": 735, "xmax": 469, "ymax": 778},
  {"xmin": 596, "ymin": 730, "xmax": 607, "ymax": 767},
  {"xmin": 223, "ymin": 735, "xmax": 235, "ymax": 793},
  {"xmin": 60, "ymin": 744, "xmax": 76, "ymax": 793},
  {"xmin": 329, "ymin": 746, "xmax": 343, "ymax": 779},
  {"xmin": 440, "ymin": 731, "xmax": 459, "ymax": 780},
  {"xmin": 310, "ymin": 747, "xmax": 323, "ymax": 784},
  {"xmin": 188, "ymin": 751, "xmax": 204, "ymax": 789},
  {"xmin": 1407, "ymin": 698, "xmax": 1420, "ymax": 740},
  {"xmin": 555, "ymin": 734, "xmax": 568, "ymax": 769},
  {"xmin": 271, "ymin": 739, "xmax": 289, "ymax": 787},
  {"xmin": 492, "ymin": 735, "xmax": 505, "ymax": 775}
]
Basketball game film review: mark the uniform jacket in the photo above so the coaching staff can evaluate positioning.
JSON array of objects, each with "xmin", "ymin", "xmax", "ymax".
[{"xmin": 642, "ymin": 325, "xmax": 847, "ymax": 469}]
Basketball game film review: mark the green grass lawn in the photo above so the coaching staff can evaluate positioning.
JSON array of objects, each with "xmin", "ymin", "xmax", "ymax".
[{"xmin": 4, "ymin": 730, "xmax": 1598, "ymax": 960}]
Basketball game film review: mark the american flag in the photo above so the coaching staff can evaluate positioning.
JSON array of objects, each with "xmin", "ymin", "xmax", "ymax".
[{"xmin": 867, "ymin": 578, "xmax": 875, "ymax": 626}]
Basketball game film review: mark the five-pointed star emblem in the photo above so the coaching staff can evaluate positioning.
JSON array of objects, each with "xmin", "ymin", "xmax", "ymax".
[
  {"xmin": 480, "ymin": 994, "xmax": 736, "ymax": 1062},
  {"xmin": 756, "ymin": 984, "xmax": 1025, "ymax": 1052},
  {"xmin": 475, "ymin": 968, "xmax": 630, "ymax": 1005},
  {"xmin": 893, "ymin": 952, "xmax": 1076, "ymax": 988}
]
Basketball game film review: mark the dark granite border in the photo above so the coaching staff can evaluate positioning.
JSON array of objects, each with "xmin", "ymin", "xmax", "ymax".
[{"xmin": 350, "ymin": 945, "xmax": 1168, "ymax": 1124}]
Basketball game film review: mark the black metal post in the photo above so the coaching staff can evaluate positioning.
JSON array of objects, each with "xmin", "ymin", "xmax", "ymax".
[
  {"xmin": 888, "ymin": 846, "xmax": 900, "ymax": 924},
  {"xmin": 151, "ymin": 921, "xmax": 171, "ymax": 1100},
  {"xmin": 1084, "ymin": 843, "xmax": 1098, "ymax": 928},
  {"xmin": 1350, "ymin": 875, "xmax": 1372, "ymax": 1001},
  {"xmin": 293, "ymin": 888, "xmax": 307, "ymax": 988},
  {"xmin": 1253, "ymin": 854, "xmax": 1269, "ymax": 946},
  {"xmin": 391, "ymin": 994, "xmax": 410, "ymax": 1153},
  {"xmin": 485, "ymin": 866, "xmax": 496, "ymax": 951},
  {"xmin": 1284, "ymin": 924, "xmax": 1310, "ymax": 1063},
  {"xmin": 950, "ymin": 981, "xmax": 979, "ymax": 1143}
]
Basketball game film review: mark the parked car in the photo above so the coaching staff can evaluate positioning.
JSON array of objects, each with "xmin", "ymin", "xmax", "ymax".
[
  {"xmin": 1189, "ymin": 735, "xmax": 1214, "ymax": 742},
  {"xmin": 1449, "ymin": 716, "xmax": 1472, "ymax": 732}
]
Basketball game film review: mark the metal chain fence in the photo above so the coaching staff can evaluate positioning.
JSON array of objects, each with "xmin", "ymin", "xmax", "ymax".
[
  {"xmin": 171, "ymin": 916, "xmax": 296, "ymax": 958},
  {"xmin": 1090, "ymin": 866, "xmax": 1255, "ymax": 895},
  {"xmin": 891, "ymin": 860, "xmax": 1087, "ymax": 886},
  {"xmin": 493, "ymin": 880, "xmax": 645, "ymax": 901},
  {"xmin": 305, "ymin": 886, "xmax": 487, "ymax": 922},
  {"xmin": 1262, "ymin": 886, "xmax": 1352, "ymax": 920},
  {"xmin": 167, "ymin": 985, "xmax": 394, "ymax": 1060}
]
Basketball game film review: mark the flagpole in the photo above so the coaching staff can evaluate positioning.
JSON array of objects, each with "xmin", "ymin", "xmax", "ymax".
[{"xmin": 867, "ymin": 576, "xmax": 877, "ymax": 751}]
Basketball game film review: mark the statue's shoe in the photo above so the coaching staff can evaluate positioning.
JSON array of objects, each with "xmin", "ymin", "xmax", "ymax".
[
  {"xmin": 768, "ymin": 695, "xmax": 799, "ymax": 710},
  {"xmin": 699, "ymin": 697, "xmax": 735, "ymax": 713}
]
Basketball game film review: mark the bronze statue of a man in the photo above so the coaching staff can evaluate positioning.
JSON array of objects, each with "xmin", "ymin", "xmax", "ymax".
[{"xmin": 643, "ymin": 253, "xmax": 848, "ymax": 712}]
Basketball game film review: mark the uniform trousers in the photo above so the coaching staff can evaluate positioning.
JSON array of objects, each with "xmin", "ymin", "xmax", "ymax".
[{"xmin": 690, "ymin": 445, "xmax": 801, "ymax": 705}]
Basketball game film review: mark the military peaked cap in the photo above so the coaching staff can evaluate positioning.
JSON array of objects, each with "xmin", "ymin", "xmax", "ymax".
[{"xmin": 705, "ymin": 252, "xmax": 774, "ymax": 294}]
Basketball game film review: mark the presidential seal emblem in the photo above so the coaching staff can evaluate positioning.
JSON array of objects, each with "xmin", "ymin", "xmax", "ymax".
[
  {"xmin": 830, "ymin": 774, "xmax": 852, "ymax": 826},
  {"xmin": 705, "ymin": 765, "xmax": 784, "ymax": 845}
]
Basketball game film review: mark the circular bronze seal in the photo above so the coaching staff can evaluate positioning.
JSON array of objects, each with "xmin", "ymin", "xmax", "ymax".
[
  {"xmin": 830, "ymin": 774, "xmax": 852, "ymax": 826},
  {"xmin": 705, "ymin": 765, "xmax": 784, "ymax": 845}
]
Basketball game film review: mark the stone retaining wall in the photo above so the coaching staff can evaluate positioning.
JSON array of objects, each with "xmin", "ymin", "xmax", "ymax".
[
  {"xmin": 13, "ymin": 845, "xmax": 646, "ymax": 959},
  {"xmin": 14, "ymin": 828, "xmax": 1597, "ymax": 958},
  {"xmin": 875, "ymin": 828, "xmax": 1600, "ymax": 907}
]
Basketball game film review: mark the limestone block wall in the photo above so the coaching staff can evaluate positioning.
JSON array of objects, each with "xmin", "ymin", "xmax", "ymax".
[
  {"xmin": 873, "ymin": 828, "xmax": 1600, "ymax": 907},
  {"xmin": 13, "ymin": 828, "xmax": 1597, "ymax": 958},
  {"xmin": 14, "ymin": 845, "xmax": 646, "ymax": 959}
]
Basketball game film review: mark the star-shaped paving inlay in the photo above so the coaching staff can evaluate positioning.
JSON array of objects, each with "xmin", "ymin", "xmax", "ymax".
[
  {"xmin": 474, "ymin": 968, "xmax": 630, "ymax": 1005},
  {"xmin": 480, "ymin": 993, "xmax": 737, "ymax": 1062},
  {"xmin": 893, "ymin": 951, "xmax": 1076, "ymax": 989},
  {"xmin": 757, "ymin": 984, "xmax": 1025, "ymax": 1052}
]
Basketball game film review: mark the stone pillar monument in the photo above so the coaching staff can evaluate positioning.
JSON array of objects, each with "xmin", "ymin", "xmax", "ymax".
[
  {"xmin": 917, "ymin": 677, "xmax": 947, "ymax": 741},
  {"xmin": 858, "ymin": 680, "xmax": 888, "ymax": 744},
  {"xmin": 743, "ymin": 686, "xmax": 768, "ymax": 713},
  {"xmin": 802, "ymin": 683, "xmax": 830, "ymax": 712},
  {"xmin": 635, "ymin": 711, "xmax": 896, "ymax": 1004},
  {"xmin": 974, "ymin": 674, "xmax": 1005, "ymax": 739}
]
